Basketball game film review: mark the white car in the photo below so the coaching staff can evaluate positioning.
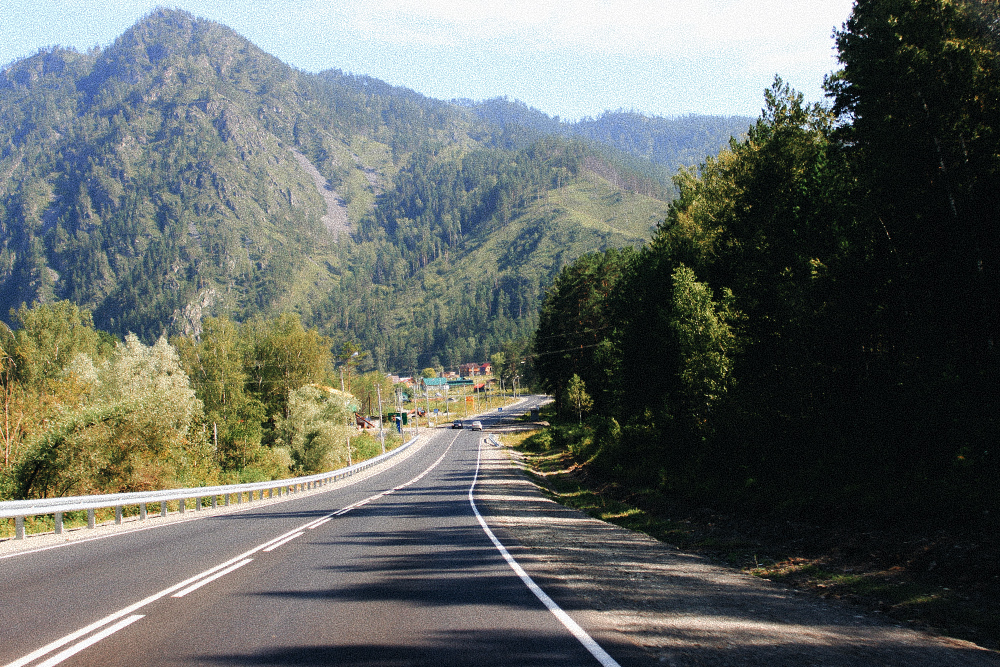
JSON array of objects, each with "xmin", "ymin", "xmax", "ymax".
[{"xmin": 470, "ymin": 420, "xmax": 483, "ymax": 431}]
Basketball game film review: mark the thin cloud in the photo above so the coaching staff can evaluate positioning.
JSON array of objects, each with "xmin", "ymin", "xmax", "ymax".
[{"xmin": 341, "ymin": 0, "xmax": 852, "ymax": 60}]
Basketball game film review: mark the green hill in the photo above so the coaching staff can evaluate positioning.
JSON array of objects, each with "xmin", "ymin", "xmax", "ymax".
[{"xmin": 0, "ymin": 8, "xmax": 737, "ymax": 372}]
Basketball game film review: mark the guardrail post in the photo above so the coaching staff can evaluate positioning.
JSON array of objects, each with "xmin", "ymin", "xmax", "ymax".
[
  {"xmin": 139, "ymin": 503, "xmax": 147, "ymax": 521},
  {"xmin": 179, "ymin": 498, "xmax": 185, "ymax": 514},
  {"xmin": 236, "ymin": 492, "xmax": 242, "ymax": 504},
  {"xmin": 115, "ymin": 506, "xmax": 122, "ymax": 524},
  {"xmin": 15, "ymin": 516, "xmax": 24, "ymax": 540},
  {"xmin": 161, "ymin": 501, "xmax": 167, "ymax": 517},
  {"xmin": 211, "ymin": 495, "xmax": 217, "ymax": 509},
  {"xmin": 268, "ymin": 488, "xmax": 273, "ymax": 499},
  {"xmin": 224, "ymin": 494, "xmax": 230, "ymax": 506},
  {"xmin": 54, "ymin": 512, "xmax": 63, "ymax": 534},
  {"xmin": 195, "ymin": 496, "xmax": 202, "ymax": 511},
  {"xmin": 87, "ymin": 509, "xmax": 95, "ymax": 529}
]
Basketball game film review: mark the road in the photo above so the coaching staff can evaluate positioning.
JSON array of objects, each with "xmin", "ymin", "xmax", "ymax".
[{"xmin": 1, "ymin": 397, "xmax": 635, "ymax": 667}]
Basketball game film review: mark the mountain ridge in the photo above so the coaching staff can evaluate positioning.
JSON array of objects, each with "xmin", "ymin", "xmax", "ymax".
[{"xmin": 0, "ymin": 8, "xmax": 747, "ymax": 372}]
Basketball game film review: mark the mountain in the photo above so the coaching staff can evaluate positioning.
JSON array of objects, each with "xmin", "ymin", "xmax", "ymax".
[
  {"xmin": 464, "ymin": 97, "xmax": 753, "ymax": 186},
  {"xmin": 0, "ymin": 9, "xmax": 745, "ymax": 372}
]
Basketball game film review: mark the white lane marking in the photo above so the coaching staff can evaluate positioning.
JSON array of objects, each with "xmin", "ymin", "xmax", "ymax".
[
  {"xmin": 307, "ymin": 517, "xmax": 331, "ymax": 529},
  {"xmin": 331, "ymin": 434, "xmax": 459, "ymax": 517},
  {"xmin": 3, "ymin": 546, "xmax": 266, "ymax": 667},
  {"xmin": 6, "ymin": 434, "xmax": 461, "ymax": 667},
  {"xmin": 34, "ymin": 615, "xmax": 145, "ymax": 667},
  {"xmin": 171, "ymin": 559, "xmax": 254, "ymax": 598},
  {"xmin": 468, "ymin": 440, "xmax": 622, "ymax": 667},
  {"xmin": 5, "ymin": 524, "xmax": 317, "ymax": 667},
  {"xmin": 262, "ymin": 531, "xmax": 305, "ymax": 553}
]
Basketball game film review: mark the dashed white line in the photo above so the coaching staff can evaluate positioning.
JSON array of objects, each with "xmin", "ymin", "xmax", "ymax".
[
  {"xmin": 34, "ymin": 615, "xmax": 145, "ymax": 667},
  {"xmin": 262, "ymin": 532, "xmax": 305, "ymax": 553},
  {"xmin": 171, "ymin": 559, "xmax": 254, "ymax": 597},
  {"xmin": 6, "ymin": 433, "xmax": 462, "ymax": 667}
]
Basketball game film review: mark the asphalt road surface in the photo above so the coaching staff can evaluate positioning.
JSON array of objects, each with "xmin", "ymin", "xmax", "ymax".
[{"xmin": 1, "ymin": 398, "xmax": 635, "ymax": 667}]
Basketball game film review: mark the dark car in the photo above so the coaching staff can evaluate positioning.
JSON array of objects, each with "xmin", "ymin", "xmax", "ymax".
[{"xmin": 451, "ymin": 420, "xmax": 463, "ymax": 429}]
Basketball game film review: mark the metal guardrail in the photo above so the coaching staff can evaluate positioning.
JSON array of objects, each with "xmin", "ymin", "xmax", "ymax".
[{"xmin": 0, "ymin": 435, "xmax": 419, "ymax": 540}]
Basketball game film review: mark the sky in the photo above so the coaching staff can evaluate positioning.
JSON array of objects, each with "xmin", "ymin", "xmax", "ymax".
[{"xmin": 0, "ymin": 0, "xmax": 856, "ymax": 121}]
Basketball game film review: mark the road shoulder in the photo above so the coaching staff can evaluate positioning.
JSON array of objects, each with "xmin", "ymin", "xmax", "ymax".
[{"xmin": 473, "ymin": 438, "xmax": 999, "ymax": 666}]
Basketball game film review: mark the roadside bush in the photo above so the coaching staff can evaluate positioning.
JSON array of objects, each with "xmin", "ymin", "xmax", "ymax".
[
  {"xmin": 276, "ymin": 384, "xmax": 354, "ymax": 474},
  {"xmin": 520, "ymin": 430, "xmax": 553, "ymax": 452},
  {"xmin": 11, "ymin": 335, "xmax": 216, "ymax": 498},
  {"xmin": 350, "ymin": 433, "xmax": 382, "ymax": 461}
]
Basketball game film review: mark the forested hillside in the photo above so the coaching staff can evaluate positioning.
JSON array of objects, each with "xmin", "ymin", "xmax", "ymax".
[
  {"xmin": 465, "ymin": 97, "xmax": 753, "ymax": 189},
  {"xmin": 0, "ymin": 8, "xmax": 747, "ymax": 374},
  {"xmin": 535, "ymin": 0, "xmax": 1000, "ymax": 531}
]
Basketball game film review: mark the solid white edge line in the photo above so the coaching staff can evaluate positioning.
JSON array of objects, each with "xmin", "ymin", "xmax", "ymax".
[
  {"xmin": 171, "ymin": 558, "xmax": 254, "ymax": 598},
  {"xmin": 307, "ymin": 518, "xmax": 332, "ymax": 529},
  {"xmin": 468, "ymin": 438, "xmax": 622, "ymax": 667},
  {"xmin": 34, "ymin": 615, "xmax": 145, "ymax": 667}
]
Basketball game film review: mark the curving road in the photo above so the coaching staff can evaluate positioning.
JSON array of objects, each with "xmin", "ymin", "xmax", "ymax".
[{"xmin": 1, "ymin": 398, "xmax": 634, "ymax": 667}]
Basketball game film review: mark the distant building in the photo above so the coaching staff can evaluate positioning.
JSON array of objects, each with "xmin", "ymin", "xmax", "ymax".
[{"xmin": 459, "ymin": 362, "xmax": 480, "ymax": 376}]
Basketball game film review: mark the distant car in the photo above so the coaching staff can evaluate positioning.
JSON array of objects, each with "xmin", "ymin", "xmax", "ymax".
[
  {"xmin": 471, "ymin": 420, "xmax": 483, "ymax": 431},
  {"xmin": 451, "ymin": 420, "xmax": 463, "ymax": 429}
]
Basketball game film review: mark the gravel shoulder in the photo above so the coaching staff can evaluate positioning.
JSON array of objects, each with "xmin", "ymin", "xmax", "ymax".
[{"xmin": 474, "ymin": 438, "xmax": 1000, "ymax": 666}]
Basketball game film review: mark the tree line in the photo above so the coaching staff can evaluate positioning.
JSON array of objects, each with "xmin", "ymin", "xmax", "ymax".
[
  {"xmin": 534, "ymin": 0, "xmax": 999, "ymax": 528},
  {"xmin": 0, "ymin": 300, "xmax": 398, "ymax": 501}
]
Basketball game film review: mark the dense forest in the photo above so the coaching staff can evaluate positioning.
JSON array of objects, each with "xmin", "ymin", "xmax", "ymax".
[
  {"xmin": 0, "ymin": 8, "xmax": 746, "ymax": 375},
  {"xmin": 535, "ymin": 0, "xmax": 1000, "ymax": 529}
]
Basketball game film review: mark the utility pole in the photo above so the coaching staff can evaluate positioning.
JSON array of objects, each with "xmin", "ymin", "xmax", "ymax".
[
  {"xmin": 346, "ymin": 412, "xmax": 352, "ymax": 466},
  {"xmin": 376, "ymin": 382, "xmax": 385, "ymax": 454}
]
